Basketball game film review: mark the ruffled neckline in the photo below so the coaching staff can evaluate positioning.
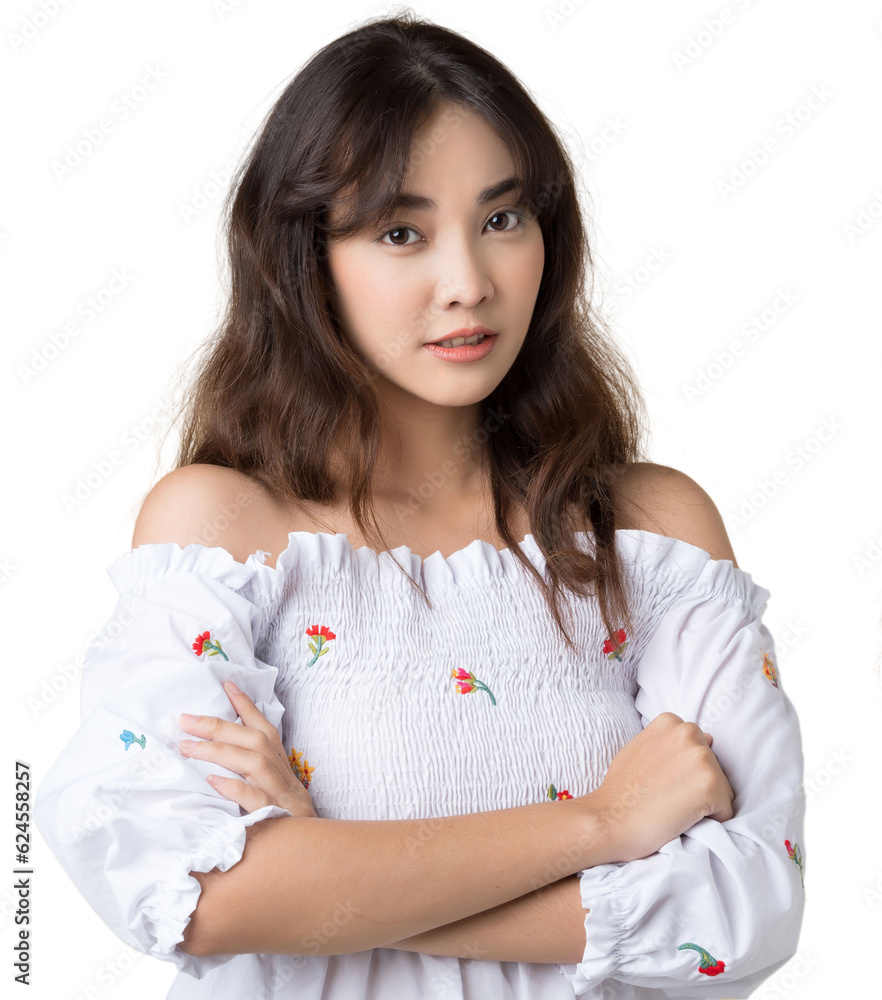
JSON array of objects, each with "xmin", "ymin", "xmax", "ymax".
[
  {"xmin": 246, "ymin": 529, "xmax": 566, "ymax": 595},
  {"xmin": 108, "ymin": 527, "xmax": 768, "ymax": 614}
]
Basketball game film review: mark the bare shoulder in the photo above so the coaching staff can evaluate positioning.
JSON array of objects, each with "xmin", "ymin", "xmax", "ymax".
[
  {"xmin": 131, "ymin": 464, "xmax": 273, "ymax": 562},
  {"xmin": 609, "ymin": 462, "xmax": 739, "ymax": 567}
]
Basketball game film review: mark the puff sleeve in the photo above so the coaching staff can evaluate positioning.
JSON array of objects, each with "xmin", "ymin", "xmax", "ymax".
[
  {"xmin": 33, "ymin": 543, "xmax": 292, "ymax": 980},
  {"xmin": 556, "ymin": 547, "xmax": 807, "ymax": 998}
]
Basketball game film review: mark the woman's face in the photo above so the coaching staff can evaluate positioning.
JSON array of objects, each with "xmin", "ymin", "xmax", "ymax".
[{"xmin": 325, "ymin": 104, "xmax": 545, "ymax": 409}]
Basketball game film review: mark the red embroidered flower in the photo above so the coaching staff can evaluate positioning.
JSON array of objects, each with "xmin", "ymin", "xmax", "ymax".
[
  {"xmin": 547, "ymin": 784, "xmax": 572, "ymax": 800},
  {"xmin": 602, "ymin": 628, "xmax": 628, "ymax": 661},
  {"xmin": 451, "ymin": 667, "xmax": 496, "ymax": 706},
  {"xmin": 785, "ymin": 838, "xmax": 805, "ymax": 887},
  {"xmin": 676, "ymin": 942, "xmax": 725, "ymax": 977},
  {"xmin": 192, "ymin": 630, "xmax": 229, "ymax": 661},
  {"xmin": 305, "ymin": 625, "xmax": 336, "ymax": 667}
]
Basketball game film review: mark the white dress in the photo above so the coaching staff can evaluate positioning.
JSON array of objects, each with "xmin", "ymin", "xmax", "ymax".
[{"xmin": 33, "ymin": 528, "xmax": 807, "ymax": 999}]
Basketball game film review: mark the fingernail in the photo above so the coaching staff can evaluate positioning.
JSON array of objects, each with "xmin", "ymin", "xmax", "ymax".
[
  {"xmin": 207, "ymin": 774, "xmax": 224, "ymax": 787},
  {"xmin": 179, "ymin": 713, "xmax": 200, "ymax": 726},
  {"xmin": 179, "ymin": 739, "xmax": 198, "ymax": 754},
  {"xmin": 224, "ymin": 680, "xmax": 241, "ymax": 695}
]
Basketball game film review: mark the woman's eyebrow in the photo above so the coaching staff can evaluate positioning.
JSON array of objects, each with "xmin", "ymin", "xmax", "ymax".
[{"xmin": 391, "ymin": 175, "xmax": 523, "ymax": 212}]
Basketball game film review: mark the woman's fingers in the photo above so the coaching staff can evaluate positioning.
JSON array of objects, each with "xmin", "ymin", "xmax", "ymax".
[
  {"xmin": 177, "ymin": 679, "xmax": 318, "ymax": 819},
  {"xmin": 179, "ymin": 717, "xmax": 288, "ymax": 779},
  {"xmin": 206, "ymin": 773, "xmax": 295, "ymax": 816},
  {"xmin": 222, "ymin": 679, "xmax": 290, "ymax": 763},
  {"xmin": 183, "ymin": 739, "xmax": 302, "ymax": 814},
  {"xmin": 179, "ymin": 733, "xmax": 289, "ymax": 787}
]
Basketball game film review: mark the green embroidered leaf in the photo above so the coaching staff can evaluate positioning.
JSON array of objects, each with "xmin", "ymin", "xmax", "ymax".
[{"xmin": 319, "ymin": 647, "xmax": 329, "ymax": 657}]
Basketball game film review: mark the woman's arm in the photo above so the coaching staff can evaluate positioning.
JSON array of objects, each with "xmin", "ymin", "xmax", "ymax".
[
  {"xmin": 381, "ymin": 875, "xmax": 590, "ymax": 965},
  {"xmin": 184, "ymin": 797, "xmax": 612, "ymax": 959}
]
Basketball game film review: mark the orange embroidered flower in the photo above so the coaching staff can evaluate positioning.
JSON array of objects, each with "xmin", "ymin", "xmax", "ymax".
[
  {"xmin": 761, "ymin": 650, "xmax": 779, "ymax": 688},
  {"xmin": 305, "ymin": 625, "xmax": 336, "ymax": 667},
  {"xmin": 192, "ymin": 630, "xmax": 229, "ymax": 661},
  {"xmin": 288, "ymin": 747, "xmax": 315, "ymax": 789},
  {"xmin": 602, "ymin": 628, "xmax": 628, "ymax": 661},
  {"xmin": 451, "ymin": 667, "xmax": 496, "ymax": 706}
]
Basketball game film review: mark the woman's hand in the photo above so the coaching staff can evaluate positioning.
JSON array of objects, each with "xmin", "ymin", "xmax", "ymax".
[
  {"xmin": 178, "ymin": 679, "xmax": 317, "ymax": 819},
  {"xmin": 587, "ymin": 712, "xmax": 734, "ymax": 865}
]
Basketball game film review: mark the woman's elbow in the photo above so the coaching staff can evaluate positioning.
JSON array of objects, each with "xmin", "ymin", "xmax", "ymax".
[{"xmin": 180, "ymin": 869, "xmax": 222, "ymax": 958}]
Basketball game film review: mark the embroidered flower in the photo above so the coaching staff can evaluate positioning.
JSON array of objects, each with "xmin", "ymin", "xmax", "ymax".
[
  {"xmin": 676, "ymin": 942, "xmax": 725, "ymax": 977},
  {"xmin": 602, "ymin": 628, "xmax": 628, "ymax": 661},
  {"xmin": 761, "ymin": 649, "xmax": 779, "ymax": 688},
  {"xmin": 305, "ymin": 625, "xmax": 336, "ymax": 667},
  {"xmin": 120, "ymin": 729, "xmax": 146, "ymax": 751},
  {"xmin": 192, "ymin": 630, "xmax": 229, "ymax": 661},
  {"xmin": 547, "ymin": 783, "xmax": 573, "ymax": 800},
  {"xmin": 451, "ymin": 667, "xmax": 496, "ymax": 706},
  {"xmin": 288, "ymin": 747, "xmax": 315, "ymax": 789},
  {"xmin": 785, "ymin": 838, "xmax": 805, "ymax": 888}
]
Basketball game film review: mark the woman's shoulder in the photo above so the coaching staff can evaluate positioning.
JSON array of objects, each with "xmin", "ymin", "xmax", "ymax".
[
  {"xmin": 605, "ymin": 463, "xmax": 770, "ymax": 618},
  {"xmin": 609, "ymin": 462, "xmax": 739, "ymax": 568},
  {"xmin": 130, "ymin": 464, "xmax": 276, "ymax": 564}
]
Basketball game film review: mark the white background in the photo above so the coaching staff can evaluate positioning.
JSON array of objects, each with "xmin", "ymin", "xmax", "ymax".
[{"xmin": 3, "ymin": 0, "xmax": 881, "ymax": 997}]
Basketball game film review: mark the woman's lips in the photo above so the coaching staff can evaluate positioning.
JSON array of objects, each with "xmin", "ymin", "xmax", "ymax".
[{"xmin": 422, "ymin": 334, "xmax": 498, "ymax": 362}]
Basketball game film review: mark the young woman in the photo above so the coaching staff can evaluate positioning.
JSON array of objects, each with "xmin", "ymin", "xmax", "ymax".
[{"xmin": 34, "ymin": 11, "xmax": 806, "ymax": 1000}]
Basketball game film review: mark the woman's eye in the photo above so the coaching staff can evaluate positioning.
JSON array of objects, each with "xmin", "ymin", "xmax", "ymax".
[
  {"xmin": 485, "ymin": 210, "xmax": 523, "ymax": 233},
  {"xmin": 374, "ymin": 209, "xmax": 528, "ymax": 249},
  {"xmin": 380, "ymin": 226, "xmax": 417, "ymax": 247}
]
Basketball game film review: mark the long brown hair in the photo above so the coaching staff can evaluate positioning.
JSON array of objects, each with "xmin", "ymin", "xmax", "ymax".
[{"xmin": 165, "ymin": 8, "xmax": 653, "ymax": 653}]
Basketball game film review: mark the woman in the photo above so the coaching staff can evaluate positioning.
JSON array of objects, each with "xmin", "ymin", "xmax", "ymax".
[{"xmin": 34, "ymin": 10, "xmax": 806, "ymax": 999}]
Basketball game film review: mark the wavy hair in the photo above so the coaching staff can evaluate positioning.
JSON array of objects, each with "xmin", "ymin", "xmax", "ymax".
[{"xmin": 165, "ymin": 7, "xmax": 653, "ymax": 653}]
